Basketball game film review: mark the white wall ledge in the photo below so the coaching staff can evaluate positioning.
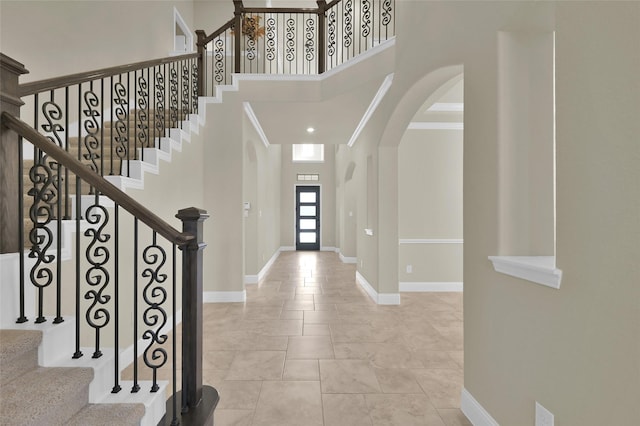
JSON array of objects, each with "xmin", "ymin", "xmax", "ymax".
[{"xmin": 488, "ymin": 256, "xmax": 562, "ymax": 289}]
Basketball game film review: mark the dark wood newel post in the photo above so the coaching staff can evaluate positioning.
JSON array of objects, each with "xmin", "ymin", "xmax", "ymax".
[
  {"xmin": 0, "ymin": 54, "xmax": 28, "ymax": 254},
  {"xmin": 174, "ymin": 206, "xmax": 218, "ymax": 426},
  {"xmin": 233, "ymin": 0, "xmax": 243, "ymax": 74},
  {"xmin": 317, "ymin": 0, "xmax": 327, "ymax": 74},
  {"xmin": 196, "ymin": 30, "xmax": 207, "ymax": 97}
]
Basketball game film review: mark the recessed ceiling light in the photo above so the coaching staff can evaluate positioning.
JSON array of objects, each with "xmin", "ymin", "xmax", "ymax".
[{"xmin": 306, "ymin": 127, "xmax": 315, "ymax": 134}]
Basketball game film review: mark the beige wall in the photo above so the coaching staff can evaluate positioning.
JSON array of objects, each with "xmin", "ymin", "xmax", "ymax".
[
  {"xmin": 279, "ymin": 144, "xmax": 336, "ymax": 249},
  {"xmin": 243, "ymin": 117, "xmax": 282, "ymax": 276},
  {"xmin": 0, "ymin": 1, "xmax": 195, "ymax": 82},
  {"xmin": 398, "ymin": 129, "xmax": 463, "ymax": 283}
]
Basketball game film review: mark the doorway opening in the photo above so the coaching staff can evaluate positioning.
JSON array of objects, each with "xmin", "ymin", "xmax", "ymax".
[{"xmin": 296, "ymin": 185, "xmax": 320, "ymax": 250}]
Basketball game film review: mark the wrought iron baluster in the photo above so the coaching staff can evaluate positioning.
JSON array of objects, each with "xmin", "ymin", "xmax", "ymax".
[
  {"xmin": 136, "ymin": 71, "xmax": 148, "ymax": 162},
  {"xmin": 182, "ymin": 59, "xmax": 191, "ymax": 118},
  {"xmin": 328, "ymin": 8, "xmax": 337, "ymax": 66},
  {"xmin": 192, "ymin": 59, "xmax": 198, "ymax": 115},
  {"xmin": 266, "ymin": 16, "xmax": 276, "ymax": 73},
  {"xmin": 142, "ymin": 231, "xmax": 168, "ymax": 392},
  {"xmin": 171, "ymin": 243, "xmax": 178, "ymax": 425},
  {"xmin": 155, "ymin": 66, "xmax": 165, "ymax": 149},
  {"xmin": 381, "ymin": 0, "xmax": 393, "ymax": 39},
  {"xmin": 344, "ymin": 0, "xmax": 354, "ymax": 61},
  {"xmin": 170, "ymin": 64, "xmax": 178, "ymax": 129},
  {"xmin": 64, "ymin": 87, "xmax": 70, "ymax": 220},
  {"xmin": 132, "ymin": 218, "xmax": 140, "ymax": 393},
  {"xmin": 74, "ymin": 85, "xmax": 83, "ymax": 359},
  {"xmin": 285, "ymin": 15, "xmax": 296, "ymax": 73},
  {"xmin": 84, "ymin": 193, "xmax": 111, "ymax": 359},
  {"xmin": 83, "ymin": 82, "xmax": 101, "ymax": 187},
  {"xmin": 114, "ymin": 77, "xmax": 129, "ymax": 176},
  {"xmin": 17, "ymin": 135, "xmax": 27, "ymax": 323},
  {"xmin": 361, "ymin": 0, "xmax": 372, "ymax": 48},
  {"xmin": 112, "ymin": 203, "xmax": 121, "ymax": 393},
  {"xmin": 214, "ymin": 37, "xmax": 226, "ymax": 85},
  {"xmin": 305, "ymin": 16, "xmax": 316, "ymax": 73}
]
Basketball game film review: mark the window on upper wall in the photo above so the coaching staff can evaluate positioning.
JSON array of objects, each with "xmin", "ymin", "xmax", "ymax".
[{"xmin": 292, "ymin": 144, "xmax": 324, "ymax": 163}]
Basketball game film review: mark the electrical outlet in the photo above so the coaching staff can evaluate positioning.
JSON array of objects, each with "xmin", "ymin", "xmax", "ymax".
[
  {"xmin": 535, "ymin": 402, "xmax": 554, "ymax": 426},
  {"xmin": 406, "ymin": 264, "xmax": 413, "ymax": 274}
]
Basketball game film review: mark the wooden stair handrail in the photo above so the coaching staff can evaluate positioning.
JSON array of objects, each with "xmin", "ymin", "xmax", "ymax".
[
  {"xmin": 1, "ymin": 111, "xmax": 194, "ymax": 247},
  {"xmin": 19, "ymin": 53, "xmax": 199, "ymax": 97}
]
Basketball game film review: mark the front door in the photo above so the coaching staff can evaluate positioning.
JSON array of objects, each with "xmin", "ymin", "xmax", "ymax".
[{"xmin": 296, "ymin": 186, "xmax": 320, "ymax": 250}]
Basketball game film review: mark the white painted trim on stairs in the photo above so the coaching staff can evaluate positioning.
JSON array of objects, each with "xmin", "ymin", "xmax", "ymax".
[
  {"xmin": 355, "ymin": 271, "xmax": 400, "ymax": 305},
  {"xmin": 203, "ymin": 291, "xmax": 247, "ymax": 303},
  {"xmin": 243, "ymin": 102, "xmax": 270, "ymax": 147},
  {"xmin": 399, "ymin": 282, "xmax": 463, "ymax": 292},
  {"xmin": 461, "ymin": 388, "xmax": 500, "ymax": 426},
  {"xmin": 347, "ymin": 73, "xmax": 394, "ymax": 148},
  {"xmin": 245, "ymin": 249, "xmax": 281, "ymax": 284}
]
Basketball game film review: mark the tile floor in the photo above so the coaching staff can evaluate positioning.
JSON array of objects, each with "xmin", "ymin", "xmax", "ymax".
[{"xmin": 125, "ymin": 251, "xmax": 469, "ymax": 425}]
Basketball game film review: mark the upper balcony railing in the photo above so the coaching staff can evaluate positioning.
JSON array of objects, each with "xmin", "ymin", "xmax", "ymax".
[{"xmin": 196, "ymin": 0, "xmax": 395, "ymax": 95}]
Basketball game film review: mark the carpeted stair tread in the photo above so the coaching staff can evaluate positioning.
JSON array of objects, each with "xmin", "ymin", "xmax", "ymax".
[
  {"xmin": 0, "ymin": 366, "xmax": 93, "ymax": 425},
  {"xmin": 66, "ymin": 402, "xmax": 146, "ymax": 426},
  {"xmin": 0, "ymin": 329, "xmax": 42, "ymax": 384}
]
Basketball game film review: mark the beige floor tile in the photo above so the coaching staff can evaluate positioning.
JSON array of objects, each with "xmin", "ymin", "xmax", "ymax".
[
  {"xmin": 374, "ymin": 368, "xmax": 423, "ymax": 394},
  {"xmin": 214, "ymin": 380, "xmax": 262, "ymax": 409},
  {"xmin": 437, "ymin": 408, "xmax": 473, "ymax": 426},
  {"xmin": 213, "ymin": 409, "xmax": 254, "ymax": 426},
  {"xmin": 322, "ymin": 394, "xmax": 372, "ymax": 426},
  {"xmin": 280, "ymin": 310, "xmax": 304, "ymax": 320},
  {"xmin": 287, "ymin": 335, "xmax": 335, "ymax": 359},
  {"xmin": 304, "ymin": 310, "xmax": 341, "ymax": 324},
  {"xmin": 203, "ymin": 350, "xmax": 236, "ymax": 370},
  {"xmin": 304, "ymin": 324, "xmax": 331, "ymax": 336},
  {"xmin": 283, "ymin": 359, "xmax": 320, "ymax": 380},
  {"xmin": 412, "ymin": 351, "xmax": 461, "ymax": 370},
  {"xmin": 283, "ymin": 300, "xmax": 315, "ymax": 310},
  {"xmin": 314, "ymin": 303, "xmax": 337, "ymax": 311},
  {"xmin": 333, "ymin": 342, "xmax": 423, "ymax": 369},
  {"xmin": 225, "ymin": 351, "xmax": 285, "ymax": 380},
  {"xmin": 448, "ymin": 351, "xmax": 464, "ymax": 369},
  {"xmin": 413, "ymin": 369, "xmax": 464, "ymax": 408},
  {"xmin": 253, "ymin": 381, "xmax": 323, "ymax": 426},
  {"xmin": 330, "ymin": 323, "xmax": 403, "ymax": 344},
  {"xmin": 365, "ymin": 394, "xmax": 446, "ymax": 426},
  {"xmin": 319, "ymin": 359, "xmax": 381, "ymax": 394}
]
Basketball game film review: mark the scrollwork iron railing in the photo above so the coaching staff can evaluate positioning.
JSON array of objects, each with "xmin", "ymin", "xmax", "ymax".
[
  {"xmin": 196, "ymin": 0, "xmax": 395, "ymax": 96},
  {"xmin": 2, "ymin": 110, "xmax": 216, "ymax": 424}
]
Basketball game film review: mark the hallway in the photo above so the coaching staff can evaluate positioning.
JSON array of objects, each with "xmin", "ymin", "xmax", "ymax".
[{"xmin": 202, "ymin": 251, "xmax": 468, "ymax": 426}]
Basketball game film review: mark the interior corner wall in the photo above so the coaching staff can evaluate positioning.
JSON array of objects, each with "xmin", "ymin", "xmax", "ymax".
[
  {"xmin": 193, "ymin": 0, "xmax": 236, "ymax": 37},
  {"xmin": 201, "ymin": 95, "xmax": 244, "ymax": 293},
  {"xmin": 279, "ymin": 145, "xmax": 336, "ymax": 250},
  {"xmin": 398, "ymin": 129, "xmax": 463, "ymax": 283},
  {"xmin": 243, "ymin": 117, "xmax": 282, "ymax": 276},
  {"xmin": 0, "ymin": 1, "xmax": 194, "ymax": 82}
]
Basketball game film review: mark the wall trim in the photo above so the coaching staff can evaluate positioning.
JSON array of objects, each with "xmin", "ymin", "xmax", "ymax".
[
  {"xmin": 355, "ymin": 271, "xmax": 400, "ymax": 305},
  {"xmin": 461, "ymin": 388, "xmax": 500, "ymax": 426},
  {"xmin": 243, "ymin": 102, "xmax": 270, "ymax": 147},
  {"xmin": 245, "ymin": 248, "xmax": 281, "ymax": 284},
  {"xmin": 399, "ymin": 282, "xmax": 463, "ymax": 292},
  {"xmin": 399, "ymin": 238, "xmax": 463, "ymax": 244},
  {"xmin": 280, "ymin": 246, "xmax": 296, "ymax": 252},
  {"xmin": 203, "ymin": 291, "xmax": 246, "ymax": 303},
  {"xmin": 347, "ymin": 73, "xmax": 394, "ymax": 148},
  {"xmin": 488, "ymin": 256, "xmax": 562, "ymax": 289},
  {"xmin": 339, "ymin": 252, "xmax": 357, "ymax": 264},
  {"xmin": 407, "ymin": 122, "xmax": 463, "ymax": 130}
]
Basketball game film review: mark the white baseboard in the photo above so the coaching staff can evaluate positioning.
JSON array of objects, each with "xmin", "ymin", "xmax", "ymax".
[
  {"xmin": 203, "ymin": 290, "xmax": 246, "ymax": 303},
  {"xmin": 399, "ymin": 282, "xmax": 463, "ymax": 292},
  {"xmin": 461, "ymin": 388, "xmax": 500, "ymax": 426},
  {"xmin": 355, "ymin": 271, "xmax": 400, "ymax": 305},
  {"xmin": 280, "ymin": 246, "xmax": 295, "ymax": 252},
  {"xmin": 339, "ymin": 252, "xmax": 357, "ymax": 264},
  {"xmin": 245, "ymin": 249, "xmax": 281, "ymax": 284},
  {"xmin": 320, "ymin": 246, "xmax": 338, "ymax": 252}
]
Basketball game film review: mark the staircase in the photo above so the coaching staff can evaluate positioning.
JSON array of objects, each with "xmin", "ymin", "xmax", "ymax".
[{"xmin": 0, "ymin": 329, "xmax": 144, "ymax": 425}]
